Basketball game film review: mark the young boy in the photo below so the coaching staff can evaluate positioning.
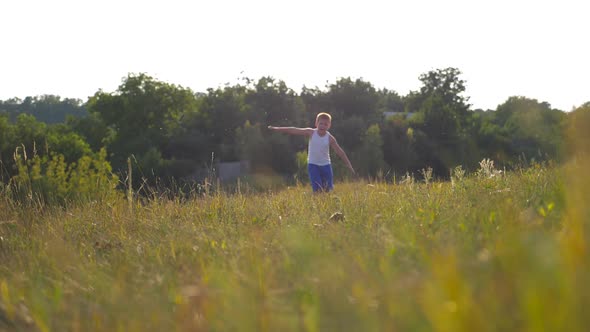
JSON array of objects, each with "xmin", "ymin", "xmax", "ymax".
[{"xmin": 268, "ymin": 112, "xmax": 355, "ymax": 192}]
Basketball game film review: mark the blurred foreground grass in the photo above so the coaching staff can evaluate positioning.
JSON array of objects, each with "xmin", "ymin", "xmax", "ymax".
[{"xmin": 0, "ymin": 159, "xmax": 588, "ymax": 331}]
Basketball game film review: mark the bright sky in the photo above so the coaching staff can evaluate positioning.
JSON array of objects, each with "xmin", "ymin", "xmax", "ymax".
[{"xmin": 1, "ymin": 0, "xmax": 588, "ymax": 111}]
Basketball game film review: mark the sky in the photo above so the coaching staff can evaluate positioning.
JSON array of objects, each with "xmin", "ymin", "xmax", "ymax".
[{"xmin": 1, "ymin": 0, "xmax": 588, "ymax": 111}]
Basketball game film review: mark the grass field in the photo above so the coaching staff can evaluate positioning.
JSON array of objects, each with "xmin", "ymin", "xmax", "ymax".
[{"xmin": 1, "ymin": 160, "xmax": 589, "ymax": 331}]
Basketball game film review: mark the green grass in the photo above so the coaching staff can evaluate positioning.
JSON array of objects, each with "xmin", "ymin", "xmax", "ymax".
[{"xmin": 1, "ymin": 162, "xmax": 589, "ymax": 331}]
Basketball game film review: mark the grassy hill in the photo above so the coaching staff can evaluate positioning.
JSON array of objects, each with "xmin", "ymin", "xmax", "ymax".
[{"xmin": 1, "ymin": 160, "xmax": 588, "ymax": 331}]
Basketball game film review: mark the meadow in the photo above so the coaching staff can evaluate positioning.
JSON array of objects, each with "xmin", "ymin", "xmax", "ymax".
[{"xmin": 1, "ymin": 159, "xmax": 589, "ymax": 332}]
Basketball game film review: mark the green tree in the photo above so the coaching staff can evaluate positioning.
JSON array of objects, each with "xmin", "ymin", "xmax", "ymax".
[
  {"xmin": 495, "ymin": 96, "xmax": 566, "ymax": 161},
  {"xmin": 469, "ymin": 110, "xmax": 512, "ymax": 165},
  {"xmin": 326, "ymin": 77, "xmax": 381, "ymax": 122},
  {"xmin": 244, "ymin": 77, "xmax": 306, "ymax": 174},
  {"xmin": 87, "ymin": 73, "xmax": 200, "ymax": 180},
  {"xmin": 0, "ymin": 95, "xmax": 87, "ymax": 123},
  {"xmin": 300, "ymin": 86, "xmax": 331, "ymax": 125},
  {"xmin": 245, "ymin": 77, "xmax": 304, "ymax": 126},
  {"xmin": 381, "ymin": 118, "xmax": 418, "ymax": 174},
  {"xmin": 0, "ymin": 114, "xmax": 15, "ymax": 180},
  {"xmin": 197, "ymin": 85, "xmax": 248, "ymax": 161},
  {"xmin": 415, "ymin": 68, "xmax": 471, "ymax": 141},
  {"xmin": 235, "ymin": 121, "xmax": 268, "ymax": 171},
  {"xmin": 409, "ymin": 68, "xmax": 473, "ymax": 174},
  {"xmin": 356, "ymin": 124, "xmax": 387, "ymax": 177},
  {"xmin": 377, "ymin": 88, "xmax": 404, "ymax": 114},
  {"xmin": 566, "ymin": 102, "xmax": 590, "ymax": 157},
  {"xmin": 0, "ymin": 113, "xmax": 99, "ymax": 182},
  {"xmin": 332, "ymin": 116, "xmax": 366, "ymax": 152},
  {"xmin": 67, "ymin": 112, "xmax": 114, "ymax": 151},
  {"xmin": 14, "ymin": 113, "xmax": 47, "ymax": 156},
  {"xmin": 46, "ymin": 125, "xmax": 92, "ymax": 164}
]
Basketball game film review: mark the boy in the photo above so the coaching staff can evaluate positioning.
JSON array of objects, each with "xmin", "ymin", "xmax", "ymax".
[{"xmin": 268, "ymin": 112, "xmax": 355, "ymax": 192}]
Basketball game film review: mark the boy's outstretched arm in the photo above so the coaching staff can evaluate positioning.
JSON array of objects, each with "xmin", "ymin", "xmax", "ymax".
[
  {"xmin": 267, "ymin": 126, "xmax": 314, "ymax": 136},
  {"xmin": 329, "ymin": 135, "xmax": 355, "ymax": 175}
]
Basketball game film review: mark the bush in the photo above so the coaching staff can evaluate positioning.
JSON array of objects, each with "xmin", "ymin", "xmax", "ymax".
[{"xmin": 9, "ymin": 147, "xmax": 120, "ymax": 205}]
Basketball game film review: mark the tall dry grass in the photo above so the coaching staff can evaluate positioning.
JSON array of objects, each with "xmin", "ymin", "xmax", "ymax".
[{"xmin": 2, "ymin": 153, "xmax": 588, "ymax": 331}]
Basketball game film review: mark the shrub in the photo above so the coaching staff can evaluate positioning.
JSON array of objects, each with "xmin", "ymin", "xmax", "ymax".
[{"xmin": 9, "ymin": 147, "xmax": 120, "ymax": 205}]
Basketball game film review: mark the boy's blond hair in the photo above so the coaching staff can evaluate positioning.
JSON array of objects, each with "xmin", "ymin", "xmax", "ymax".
[{"xmin": 316, "ymin": 112, "xmax": 332, "ymax": 123}]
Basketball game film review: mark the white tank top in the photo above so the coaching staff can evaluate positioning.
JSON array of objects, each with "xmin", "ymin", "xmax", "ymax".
[{"xmin": 308, "ymin": 129, "xmax": 331, "ymax": 166}]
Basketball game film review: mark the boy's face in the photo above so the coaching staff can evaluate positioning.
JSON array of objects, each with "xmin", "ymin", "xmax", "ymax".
[{"xmin": 316, "ymin": 118, "xmax": 331, "ymax": 133}]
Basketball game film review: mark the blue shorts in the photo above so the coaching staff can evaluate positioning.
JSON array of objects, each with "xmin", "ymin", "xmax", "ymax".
[{"xmin": 308, "ymin": 163, "xmax": 333, "ymax": 192}]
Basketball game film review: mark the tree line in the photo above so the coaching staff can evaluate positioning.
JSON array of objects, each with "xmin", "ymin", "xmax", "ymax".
[{"xmin": 1, "ymin": 68, "xmax": 587, "ymax": 191}]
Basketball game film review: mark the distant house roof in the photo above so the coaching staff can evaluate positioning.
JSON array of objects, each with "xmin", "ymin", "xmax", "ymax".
[{"xmin": 383, "ymin": 111, "xmax": 417, "ymax": 119}]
